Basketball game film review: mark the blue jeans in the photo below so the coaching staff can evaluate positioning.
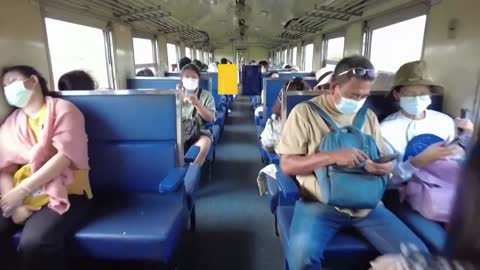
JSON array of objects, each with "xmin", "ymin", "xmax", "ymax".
[
  {"xmin": 287, "ymin": 201, "xmax": 430, "ymax": 270},
  {"xmin": 383, "ymin": 190, "xmax": 448, "ymax": 254}
]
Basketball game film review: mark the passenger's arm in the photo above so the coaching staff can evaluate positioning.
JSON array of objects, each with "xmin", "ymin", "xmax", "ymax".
[
  {"xmin": 194, "ymin": 102, "xmax": 215, "ymax": 123},
  {"xmin": 272, "ymin": 99, "xmax": 282, "ymax": 116},
  {"xmin": 1, "ymin": 153, "xmax": 72, "ymax": 215},
  {"xmin": 188, "ymin": 92, "xmax": 215, "ymax": 123},
  {"xmin": 281, "ymin": 153, "xmax": 335, "ymax": 176}
]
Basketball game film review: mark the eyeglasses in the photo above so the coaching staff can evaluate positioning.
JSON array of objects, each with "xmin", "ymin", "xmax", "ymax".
[{"xmin": 337, "ymin": 68, "xmax": 378, "ymax": 79}]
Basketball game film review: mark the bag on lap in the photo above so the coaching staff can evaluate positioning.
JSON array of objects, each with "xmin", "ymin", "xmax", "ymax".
[
  {"xmin": 308, "ymin": 101, "xmax": 387, "ymax": 209},
  {"xmin": 401, "ymin": 134, "xmax": 461, "ymax": 223},
  {"xmin": 183, "ymin": 89, "xmax": 203, "ymax": 149}
]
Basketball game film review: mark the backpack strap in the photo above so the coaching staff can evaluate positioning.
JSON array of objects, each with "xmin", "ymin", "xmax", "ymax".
[
  {"xmin": 352, "ymin": 105, "xmax": 368, "ymax": 130},
  {"xmin": 306, "ymin": 101, "xmax": 339, "ymax": 131}
]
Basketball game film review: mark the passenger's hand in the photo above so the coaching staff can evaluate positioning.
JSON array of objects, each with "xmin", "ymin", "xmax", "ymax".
[
  {"xmin": 332, "ymin": 149, "xmax": 369, "ymax": 168},
  {"xmin": 364, "ymin": 160, "xmax": 393, "ymax": 176},
  {"xmin": 185, "ymin": 94, "xmax": 200, "ymax": 106},
  {"xmin": 411, "ymin": 143, "xmax": 455, "ymax": 169},
  {"xmin": 1, "ymin": 186, "xmax": 30, "ymax": 217},
  {"xmin": 11, "ymin": 205, "xmax": 40, "ymax": 225},
  {"xmin": 456, "ymin": 118, "xmax": 474, "ymax": 135}
]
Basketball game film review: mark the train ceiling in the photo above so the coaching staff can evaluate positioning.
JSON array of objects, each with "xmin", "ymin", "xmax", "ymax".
[{"xmin": 40, "ymin": 0, "xmax": 395, "ymax": 49}]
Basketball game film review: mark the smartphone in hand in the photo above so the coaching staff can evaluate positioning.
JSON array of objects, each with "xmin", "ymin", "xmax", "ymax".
[{"xmin": 373, "ymin": 154, "xmax": 399, "ymax": 163}]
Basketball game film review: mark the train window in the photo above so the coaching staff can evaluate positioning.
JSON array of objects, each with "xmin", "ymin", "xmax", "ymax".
[
  {"xmin": 133, "ymin": 37, "xmax": 157, "ymax": 75},
  {"xmin": 167, "ymin": 43, "xmax": 178, "ymax": 72},
  {"xmin": 323, "ymin": 36, "xmax": 345, "ymax": 69},
  {"xmin": 196, "ymin": 49, "xmax": 201, "ymax": 61},
  {"xmin": 369, "ymin": 15, "xmax": 427, "ymax": 72},
  {"xmin": 185, "ymin": 47, "xmax": 192, "ymax": 59},
  {"xmin": 292, "ymin": 47, "xmax": 298, "ymax": 66},
  {"xmin": 45, "ymin": 18, "xmax": 110, "ymax": 89},
  {"xmin": 283, "ymin": 49, "xmax": 288, "ymax": 65},
  {"xmin": 204, "ymin": 52, "xmax": 209, "ymax": 64},
  {"xmin": 304, "ymin": 43, "xmax": 314, "ymax": 72}
]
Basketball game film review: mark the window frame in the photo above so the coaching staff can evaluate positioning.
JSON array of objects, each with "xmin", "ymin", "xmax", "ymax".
[
  {"xmin": 292, "ymin": 47, "xmax": 298, "ymax": 66},
  {"xmin": 132, "ymin": 33, "xmax": 158, "ymax": 76},
  {"xmin": 166, "ymin": 42, "xmax": 179, "ymax": 72},
  {"xmin": 322, "ymin": 30, "xmax": 346, "ymax": 68},
  {"xmin": 303, "ymin": 43, "xmax": 315, "ymax": 72},
  {"xmin": 363, "ymin": 3, "xmax": 430, "ymax": 66},
  {"xmin": 43, "ymin": 16, "xmax": 113, "ymax": 89}
]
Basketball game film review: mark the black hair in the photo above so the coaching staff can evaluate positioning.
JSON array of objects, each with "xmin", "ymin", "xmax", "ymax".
[
  {"xmin": 136, "ymin": 68, "xmax": 155, "ymax": 77},
  {"xmin": 332, "ymin": 55, "xmax": 375, "ymax": 85},
  {"xmin": 448, "ymin": 141, "xmax": 480, "ymax": 267},
  {"xmin": 1, "ymin": 65, "xmax": 50, "ymax": 96},
  {"xmin": 220, "ymin": 58, "xmax": 228, "ymax": 64},
  {"xmin": 193, "ymin": 59, "xmax": 203, "ymax": 68},
  {"xmin": 201, "ymin": 64, "xmax": 209, "ymax": 71},
  {"xmin": 259, "ymin": 60, "xmax": 268, "ymax": 70},
  {"xmin": 181, "ymin": 63, "xmax": 201, "ymax": 78},
  {"xmin": 179, "ymin": 57, "xmax": 192, "ymax": 70},
  {"xmin": 284, "ymin": 65, "xmax": 292, "ymax": 69},
  {"xmin": 58, "ymin": 70, "xmax": 96, "ymax": 90},
  {"xmin": 249, "ymin": 60, "xmax": 257, "ymax": 64},
  {"xmin": 285, "ymin": 77, "xmax": 311, "ymax": 91}
]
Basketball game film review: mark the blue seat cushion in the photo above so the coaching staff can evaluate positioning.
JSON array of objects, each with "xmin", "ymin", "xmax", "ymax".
[
  {"xmin": 13, "ymin": 193, "xmax": 188, "ymax": 263},
  {"xmin": 266, "ymin": 178, "xmax": 279, "ymax": 213},
  {"xmin": 277, "ymin": 205, "xmax": 377, "ymax": 266}
]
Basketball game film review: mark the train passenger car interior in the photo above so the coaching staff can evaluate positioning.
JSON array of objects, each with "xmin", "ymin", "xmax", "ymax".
[{"xmin": 1, "ymin": 0, "xmax": 480, "ymax": 269}]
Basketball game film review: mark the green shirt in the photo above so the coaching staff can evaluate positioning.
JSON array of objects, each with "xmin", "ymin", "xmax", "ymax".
[{"xmin": 182, "ymin": 89, "xmax": 217, "ymax": 128}]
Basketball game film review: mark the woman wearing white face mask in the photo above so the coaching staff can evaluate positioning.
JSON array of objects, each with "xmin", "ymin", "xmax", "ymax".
[
  {"xmin": 180, "ymin": 64, "xmax": 216, "ymax": 166},
  {"xmin": 380, "ymin": 61, "xmax": 465, "ymax": 253},
  {"xmin": 0, "ymin": 65, "xmax": 92, "ymax": 270}
]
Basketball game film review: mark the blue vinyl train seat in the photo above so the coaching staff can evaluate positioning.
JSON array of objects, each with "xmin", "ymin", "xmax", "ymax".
[
  {"xmin": 270, "ymin": 90, "xmax": 445, "ymax": 269},
  {"xmin": 12, "ymin": 91, "xmax": 201, "ymax": 266}
]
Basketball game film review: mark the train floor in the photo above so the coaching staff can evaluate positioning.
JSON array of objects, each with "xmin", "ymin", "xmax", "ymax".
[{"xmin": 180, "ymin": 96, "xmax": 284, "ymax": 270}]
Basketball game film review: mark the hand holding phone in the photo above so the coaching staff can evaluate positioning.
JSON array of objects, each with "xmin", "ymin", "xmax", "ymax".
[{"xmin": 373, "ymin": 154, "xmax": 399, "ymax": 163}]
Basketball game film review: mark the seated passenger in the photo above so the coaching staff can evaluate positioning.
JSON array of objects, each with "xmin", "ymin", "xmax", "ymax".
[
  {"xmin": 0, "ymin": 65, "xmax": 93, "ymax": 270},
  {"xmin": 380, "ymin": 60, "xmax": 473, "ymax": 253},
  {"xmin": 180, "ymin": 64, "xmax": 216, "ymax": 166},
  {"xmin": 271, "ymin": 77, "xmax": 311, "ymax": 116},
  {"xmin": 254, "ymin": 71, "xmax": 281, "ymax": 118},
  {"xmin": 58, "ymin": 70, "xmax": 96, "ymax": 90},
  {"xmin": 314, "ymin": 66, "xmax": 334, "ymax": 91},
  {"xmin": 220, "ymin": 58, "xmax": 228, "ymax": 65},
  {"xmin": 370, "ymin": 139, "xmax": 480, "ymax": 270},
  {"xmin": 179, "ymin": 57, "xmax": 192, "ymax": 70},
  {"xmin": 259, "ymin": 60, "xmax": 269, "ymax": 73},
  {"xmin": 277, "ymin": 56, "xmax": 429, "ymax": 269},
  {"xmin": 136, "ymin": 68, "xmax": 155, "ymax": 77},
  {"xmin": 261, "ymin": 77, "xmax": 311, "ymax": 153}
]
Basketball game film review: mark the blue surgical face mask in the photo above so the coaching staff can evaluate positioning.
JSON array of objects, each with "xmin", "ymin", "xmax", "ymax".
[
  {"xmin": 334, "ymin": 96, "xmax": 367, "ymax": 115},
  {"xmin": 400, "ymin": 95, "xmax": 431, "ymax": 116},
  {"xmin": 4, "ymin": 80, "xmax": 33, "ymax": 108}
]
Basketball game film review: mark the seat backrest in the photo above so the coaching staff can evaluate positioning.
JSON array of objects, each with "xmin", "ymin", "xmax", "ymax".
[
  {"xmin": 200, "ymin": 73, "xmax": 223, "ymax": 109},
  {"xmin": 263, "ymin": 78, "xmax": 319, "ymax": 119},
  {"xmin": 165, "ymin": 72, "xmax": 181, "ymax": 77},
  {"xmin": 282, "ymin": 90, "xmax": 444, "ymax": 123},
  {"xmin": 366, "ymin": 92, "xmax": 444, "ymax": 122},
  {"xmin": 199, "ymin": 76, "xmax": 212, "ymax": 92},
  {"xmin": 127, "ymin": 77, "xmax": 180, "ymax": 90},
  {"xmin": 53, "ymin": 90, "xmax": 182, "ymax": 193},
  {"xmin": 282, "ymin": 90, "xmax": 328, "ymax": 121}
]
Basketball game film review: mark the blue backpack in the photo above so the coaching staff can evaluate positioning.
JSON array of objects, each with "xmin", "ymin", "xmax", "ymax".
[{"xmin": 308, "ymin": 101, "xmax": 387, "ymax": 209}]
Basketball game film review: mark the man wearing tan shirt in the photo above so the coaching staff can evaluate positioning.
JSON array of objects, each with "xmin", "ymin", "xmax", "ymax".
[{"xmin": 277, "ymin": 56, "xmax": 429, "ymax": 270}]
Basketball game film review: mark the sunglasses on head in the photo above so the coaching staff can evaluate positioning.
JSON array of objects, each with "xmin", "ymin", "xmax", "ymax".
[{"xmin": 337, "ymin": 68, "xmax": 378, "ymax": 79}]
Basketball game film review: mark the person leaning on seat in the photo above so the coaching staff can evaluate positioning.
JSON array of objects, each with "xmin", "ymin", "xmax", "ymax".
[
  {"xmin": 180, "ymin": 63, "xmax": 216, "ymax": 166},
  {"xmin": 0, "ymin": 65, "xmax": 93, "ymax": 270},
  {"xmin": 277, "ymin": 55, "xmax": 429, "ymax": 270}
]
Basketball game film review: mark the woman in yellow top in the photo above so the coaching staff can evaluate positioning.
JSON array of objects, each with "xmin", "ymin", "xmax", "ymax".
[{"xmin": 0, "ymin": 65, "xmax": 92, "ymax": 270}]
